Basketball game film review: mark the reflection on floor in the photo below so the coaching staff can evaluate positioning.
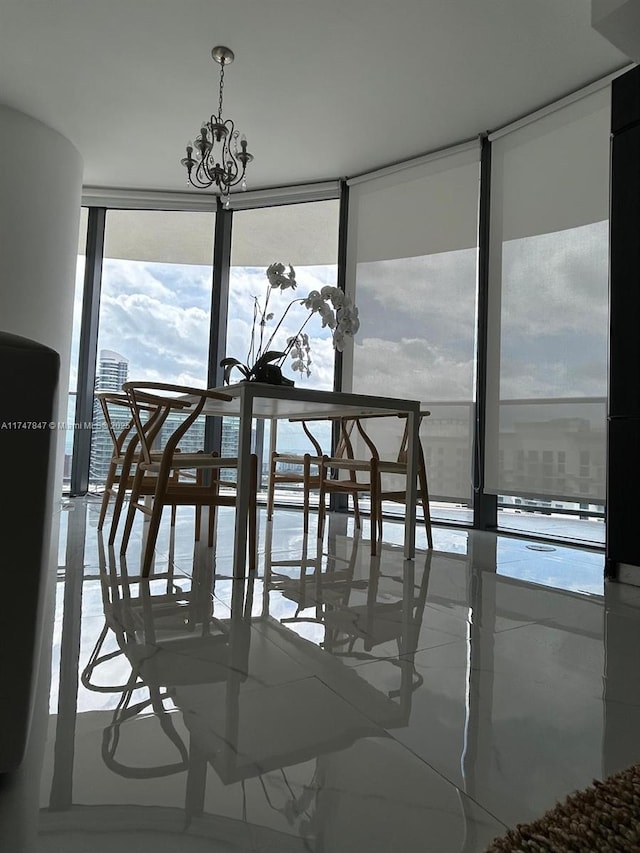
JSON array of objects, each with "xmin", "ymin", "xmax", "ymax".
[{"xmin": 5, "ymin": 496, "xmax": 640, "ymax": 853}]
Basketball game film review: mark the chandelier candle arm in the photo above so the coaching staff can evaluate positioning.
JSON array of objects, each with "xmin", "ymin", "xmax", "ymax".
[{"xmin": 181, "ymin": 45, "xmax": 253, "ymax": 196}]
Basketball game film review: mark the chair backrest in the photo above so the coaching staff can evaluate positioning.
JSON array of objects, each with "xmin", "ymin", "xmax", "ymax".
[
  {"xmin": 95, "ymin": 392, "xmax": 134, "ymax": 457},
  {"xmin": 285, "ymin": 416, "xmax": 356, "ymax": 460},
  {"xmin": 121, "ymin": 382, "xmax": 233, "ymax": 465},
  {"xmin": 299, "ymin": 419, "xmax": 324, "ymax": 456},
  {"xmin": 95, "ymin": 391, "xmax": 165, "ymax": 463},
  {"xmin": 395, "ymin": 410, "xmax": 431, "ymax": 465},
  {"xmin": 348, "ymin": 411, "xmax": 431, "ymax": 465}
]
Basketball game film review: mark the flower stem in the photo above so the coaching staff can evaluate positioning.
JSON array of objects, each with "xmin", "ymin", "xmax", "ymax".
[
  {"xmin": 247, "ymin": 298, "xmax": 259, "ymax": 366},
  {"xmin": 277, "ymin": 312, "xmax": 313, "ymax": 366},
  {"xmin": 255, "ymin": 286, "xmax": 273, "ymax": 363},
  {"xmin": 262, "ymin": 298, "xmax": 305, "ymax": 354}
]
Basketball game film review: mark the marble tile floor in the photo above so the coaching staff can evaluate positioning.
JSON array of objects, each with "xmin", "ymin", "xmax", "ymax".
[{"xmin": 3, "ymin": 495, "xmax": 640, "ymax": 853}]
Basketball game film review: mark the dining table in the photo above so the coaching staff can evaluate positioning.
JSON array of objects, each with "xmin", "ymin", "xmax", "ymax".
[{"xmin": 200, "ymin": 382, "xmax": 422, "ymax": 578}]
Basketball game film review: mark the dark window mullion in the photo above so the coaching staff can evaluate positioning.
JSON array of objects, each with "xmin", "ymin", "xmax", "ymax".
[
  {"xmin": 70, "ymin": 207, "xmax": 105, "ymax": 496},
  {"xmin": 473, "ymin": 135, "xmax": 497, "ymax": 529}
]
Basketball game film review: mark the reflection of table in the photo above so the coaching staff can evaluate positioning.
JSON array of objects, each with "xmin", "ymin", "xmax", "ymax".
[{"xmin": 201, "ymin": 384, "xmax": 421, "ymax": 578}]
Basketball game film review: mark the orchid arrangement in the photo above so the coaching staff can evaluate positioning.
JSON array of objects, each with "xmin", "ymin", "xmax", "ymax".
[{"xmin": 221, "ymin": 262, "xmax": 360, "ymax": 385}]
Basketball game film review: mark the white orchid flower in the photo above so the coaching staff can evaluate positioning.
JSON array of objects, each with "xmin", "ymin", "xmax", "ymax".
[
  {"xmin": 266, "ymin": 262, "xmax": 297, "ymax": 290},
  {"xmin": 302, "ymin": 290, "xmax": 324, "ymax": 311},
  {"xmin": 318, "ymin": 303, "xmax": 336, "ymax": 328},
  {"xmin": 239, "ymin": 265, "xmax": 360, "ymax": 383}
]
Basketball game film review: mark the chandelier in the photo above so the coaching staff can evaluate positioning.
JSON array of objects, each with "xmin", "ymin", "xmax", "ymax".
[{"xmin": 181, "ymin": 46, "xmax": 253, "ymax": 199}]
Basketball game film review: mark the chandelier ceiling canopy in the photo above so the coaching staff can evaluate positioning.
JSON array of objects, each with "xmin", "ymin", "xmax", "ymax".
[{"xmin": 181, "ymin": 46, "xmax": 253, "ymax": 199}]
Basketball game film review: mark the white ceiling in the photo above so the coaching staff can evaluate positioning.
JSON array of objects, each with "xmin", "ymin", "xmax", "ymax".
[{"xmin": 0, "ymin": 0, "xmax": 630, "ymax": 195}]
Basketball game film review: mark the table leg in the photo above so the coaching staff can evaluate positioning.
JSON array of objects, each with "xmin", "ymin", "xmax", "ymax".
[
  {"xmin": 233, "ymin": 389, "xmax": 254, "ymax": 578},
  {"xmin": 404, "ymin": 408, "xmax": 418, "ymax": 560}
]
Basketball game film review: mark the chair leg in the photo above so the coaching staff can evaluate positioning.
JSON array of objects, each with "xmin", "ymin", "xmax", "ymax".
[
  {"xmin": 120, "ymin": 466, "xmax": 146, "ymax": 552},
  {"xmin": 302, "ymin": 454, "xmax": 311, "ymax": 536},
  {"xmin": 108, "ymin": 459, "xmax": 135, "ymax": 545},
  {"xmin": 141, "ymin": 505, "xmax": 164, "ymax": 577},
  {"xmin": 97, "ymin": 491, "xmax": 111, "ymax": 532},
  {"xmin": 207, "ymin": 470, "xmax": 220, "ymax": 547},
  {"xmin": 418, "ymin": 459, "xmax": 433, "ymax": 549},
  {"xmin": 317, "ymin": 459, "xmax": 328, "ymax": 543},
  {"xmin": 98, "ymin": 462, "xmax": 118, "ymax": 530},
  {"xmin": 350, "ymin": 471, "xmax": 361, "ymax": 530},
  {"xmin": 169, "ymin": 470, "xmax": 179, "ymax": 529},
  {"xmin": 370, "ymin": 461, "xmax": 379, "ymax": 556},
  {"xmin": 207, "ymin": 503, "xmax": 216, "ymax": 548},
  {"xmin": 248, "ymin": 454, "xmax": 258, "ymax": 572},
  {"xmin": 267, "ymin": 453, "xmax": 277, "ymax": 521},
  {"xmin": 194, "ymin": 470, "xmax": 203, "ymax": 541}
]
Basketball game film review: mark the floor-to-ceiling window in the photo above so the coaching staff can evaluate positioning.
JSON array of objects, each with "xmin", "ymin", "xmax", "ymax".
[
  {"xmin": 345, "ymin": 144, "xmax": 481, "ymax": 524},
  {"xmin": 485, "ymin": 86, "xmax": 610, "ymax": 545},
  {"xmin": 89, "ymin": 209, "xmax": 215, "ymax": 487},
  {"xmin": 227, "ymin": 199, "xmax": 340, "ymax": 492}
]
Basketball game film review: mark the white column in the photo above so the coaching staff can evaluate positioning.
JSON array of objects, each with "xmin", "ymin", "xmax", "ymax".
[{"xmin": 0, "ymin": 103, "xmax": 84, "ymax": 485}]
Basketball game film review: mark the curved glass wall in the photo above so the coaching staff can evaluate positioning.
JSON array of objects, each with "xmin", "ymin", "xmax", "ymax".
[{"xmin": 66, "ymin": 78, "xmax": 613, "ymax": 546}]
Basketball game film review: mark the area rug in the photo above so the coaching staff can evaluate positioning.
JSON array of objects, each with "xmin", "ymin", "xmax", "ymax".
[{"xmin": 484, "ymin": 763, "xmax": 640, "ymax": 852}]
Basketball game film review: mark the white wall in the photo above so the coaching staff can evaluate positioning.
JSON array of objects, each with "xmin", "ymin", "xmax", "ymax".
[
  {"xmin": 592, "ymin": 0, "xmax": 640, "ymax": 62},
  {"xmin": 0, "ymin": 103, "xmax": 83, "ymax": 477}
]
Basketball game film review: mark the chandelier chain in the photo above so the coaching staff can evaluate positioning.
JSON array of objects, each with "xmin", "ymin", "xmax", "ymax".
[{"xmin": 218, "ymin": 60, "xmax": 225, "ymax": 120}]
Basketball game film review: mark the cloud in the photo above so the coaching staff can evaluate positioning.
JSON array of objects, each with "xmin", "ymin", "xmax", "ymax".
[
  {"xmin": 355, "ymin": 249, "xmax": 478, "ymax": 345},
  {"xmin": 98, "ymin": 289, "xmax": 210, "ymax": 385},
  {"xmin": 501, "ymin": 221, "xmax": 608, "ymax": 339},
  {"xmin": 353, "ymin": 221, "xmax": 608, "ymax": 402},
  {"xmin": 353, "ymin": 337, "xmax": 474, "ymax": 401},
  {"xmin": 103, "ymin": 258, "xmax": 176, "ymax": 302}
]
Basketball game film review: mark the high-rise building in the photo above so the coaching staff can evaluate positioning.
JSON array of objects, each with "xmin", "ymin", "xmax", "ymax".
[
  {"xmin": 90, "ymin": 350, "xmax": 129, "ymax": 484},
  {"xmin": 89, "ymin": 352, "xmax": 244, "ymax": 485}
]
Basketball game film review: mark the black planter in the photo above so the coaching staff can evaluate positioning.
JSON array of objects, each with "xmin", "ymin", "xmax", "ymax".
[{"xmin": 250, "ymin": 363, "xmax": 294, "ymax": 386}]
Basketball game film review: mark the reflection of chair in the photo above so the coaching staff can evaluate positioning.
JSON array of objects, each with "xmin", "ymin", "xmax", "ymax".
[
  {"xmin": 321, "ymin": 549, "xmax": 433, "ymax": 716},
  {"xmin": 83, "ymin": 536, "xmax": 254, "ymax": 782},
  {"xmin": 263, "ymin": 520, "xmax": 364, "ymax": 624},
  {"xmin": 87, "ymin": 536, "xmax": 409, "ymax": 796},
  {"xmin": 120, "ymin": 382, "xmax": 258, "ymax": 577},
  {"xmin": 95, "ymin": 391, "xmax": 172, "ymax": 544},
  {"xmin": 317, "ymin": 412, "xmax": 433, "ymax": 554}
]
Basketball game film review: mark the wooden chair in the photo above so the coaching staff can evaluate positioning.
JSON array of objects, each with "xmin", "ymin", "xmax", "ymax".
[
  {"xmin": 119, "ymin": 382, "xmax": 258, "ymax": 578},
  {"xmin": 266, "ymin": 419, "xmax": 325, "ymax": 534},
  {"xmin": 376, "ymin": 412, "xmax": 433, "ymax": 550},
  {"xmin": 267, "ymin": 417, "xmax": 360, "ymax": 534},
  {"xmin": 316, "ymin": 417, "xmax": 378, "ymax": 550},
  {"xmin": 317, "ymin": 412, "xmax": 433, "ymax": 555},
  {"xmin": 95, "ymin": 391, "xmax": 172, "ymax": 544}
]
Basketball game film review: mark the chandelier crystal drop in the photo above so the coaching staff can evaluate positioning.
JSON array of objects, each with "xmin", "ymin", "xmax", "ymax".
[{"xmin": 181, "ymin": 46, "xmax": 253, "ymax": 201}]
